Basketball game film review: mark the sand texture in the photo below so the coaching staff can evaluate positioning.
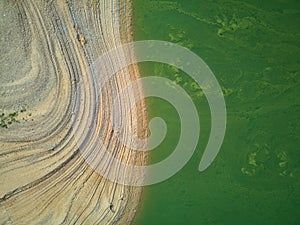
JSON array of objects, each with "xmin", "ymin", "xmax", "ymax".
[{"xmin": 0, "ymin": 0, "xmax": 147, "ymax": 224}]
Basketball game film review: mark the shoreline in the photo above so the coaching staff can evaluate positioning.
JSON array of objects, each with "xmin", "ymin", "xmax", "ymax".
[{"xmin": 117, "ymin": 0, "xmax": 149, "ymax": 224}]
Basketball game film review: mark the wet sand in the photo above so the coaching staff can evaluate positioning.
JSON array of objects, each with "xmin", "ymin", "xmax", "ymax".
[{"xmin": 0, "ymin": 0, "xmax": 147, "ymax": 224}]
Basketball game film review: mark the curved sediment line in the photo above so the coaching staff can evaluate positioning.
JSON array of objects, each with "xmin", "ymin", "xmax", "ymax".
[{"xmin": 0, "ymin": 0, "xmax": 147, "ymax": 224}]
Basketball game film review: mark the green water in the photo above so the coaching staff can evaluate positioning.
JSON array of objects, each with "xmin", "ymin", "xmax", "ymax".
[{"xmin": 131, "ymin": 0, "xmax": 300, "ymax": 225}]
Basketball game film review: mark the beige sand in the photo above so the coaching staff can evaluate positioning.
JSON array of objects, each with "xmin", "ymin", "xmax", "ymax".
[{"xmin": 0, "ymin": 0, "xmax": 147, "ymax": 224}]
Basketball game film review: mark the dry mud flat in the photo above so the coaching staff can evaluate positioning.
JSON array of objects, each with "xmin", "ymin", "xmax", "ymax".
[{"xmin": 0, "ymin": 0, "xmax": 147, "ymax": 224}]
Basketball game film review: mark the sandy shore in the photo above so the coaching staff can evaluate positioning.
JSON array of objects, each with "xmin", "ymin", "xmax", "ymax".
[{"xmin": 0, "ymin": 0, "xmax": 147, "ymax": 224}]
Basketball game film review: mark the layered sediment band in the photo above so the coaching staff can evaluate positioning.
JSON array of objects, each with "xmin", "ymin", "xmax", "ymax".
[{"xmin": 0, "ymin": 0, "xmax": 147, "ymax": 224}]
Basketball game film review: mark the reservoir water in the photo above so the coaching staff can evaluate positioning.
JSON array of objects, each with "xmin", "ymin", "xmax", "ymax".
[{"xmin": 132, "ymin": 0, "xmax": 300, "ymax": 225}]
